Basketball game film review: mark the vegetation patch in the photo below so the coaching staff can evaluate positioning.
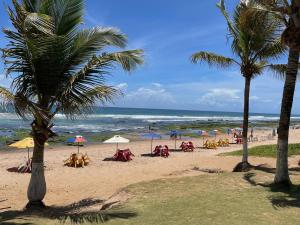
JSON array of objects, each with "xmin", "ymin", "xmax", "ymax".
[
  {"xmin": 2, "ymin": 171, "xmax": 300, "ymax": 225},
  {"xmin": 220, "ymin": 143, "xmax": 300, "ymax": 158}
]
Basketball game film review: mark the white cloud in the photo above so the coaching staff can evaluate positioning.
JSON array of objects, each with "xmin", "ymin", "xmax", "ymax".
[
  {"xmin": 116, "ymin": 83, "xmax": 175, "ymax": 108},
  {"xmin": 127, "ymin": 84, "xmax": 174, "ymax": 103},
  {"xmin": 116, "ymin": 83, "xmax": 128, "ymax": 91},
  {"xmin": 152, "ymin": 83, "xmax": 162, "ymax": 88},
  {"xmin": 250, "ymin": 96, "xmax": 260, "ymax": 100},
  {"xmin": 197, "ymin": 88, "xmax": 241, "ymax": 107}
]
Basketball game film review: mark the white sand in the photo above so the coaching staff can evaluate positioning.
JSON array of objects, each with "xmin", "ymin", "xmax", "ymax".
[{"xmin": 1, "ymin": 129, "xmax": 300, "ymax": 210}]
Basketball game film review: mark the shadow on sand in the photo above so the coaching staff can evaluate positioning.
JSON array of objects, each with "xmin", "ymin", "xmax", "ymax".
[
  {"xmin": 243, "ymin": 166, "xmax": 300, "ymax": 209},
  {"xmin": 0, "ymin": 198, "xmax": 137, "ymax": 225}
]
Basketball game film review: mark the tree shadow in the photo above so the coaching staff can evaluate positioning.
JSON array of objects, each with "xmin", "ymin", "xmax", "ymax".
[
  {"xmin": 0, "ymin": 198, "xmax": 137, "ymax": 224},
  {"xmin": 243, "ymin": 172, "xmax": 300, "ymax": 209},
  {"xmin": 1, "ymin": 222, "xmax": 35, "ymax": 225},
  {"xmin": 102, "ymin": 157, "xmax": 115, "ymax": 162},
  {"xmin": 253, "ymin": 164, "xmax": 300, "ymax": 176},
  {"xmin": 168, "ymin": 149, "xmax": 183, "ymax": 152}
]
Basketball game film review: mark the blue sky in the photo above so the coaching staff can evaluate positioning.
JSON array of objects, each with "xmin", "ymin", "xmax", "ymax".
[{"xmin": 0, "ymin": 0, "xmax": 298, "ymax": 114}]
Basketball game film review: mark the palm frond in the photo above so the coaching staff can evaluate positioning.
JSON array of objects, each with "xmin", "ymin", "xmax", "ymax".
[
  {"xmin": 217, "ymin": 0, "xmax": 238, "ymax": 38},
  {"xmin": 250, "ymin": 0, "xmax": 289, "ymax": 25},
  {"xmin": 24, "ymin": 12, "xmax": 55, "ymax": 35},
  {"xmin": 60, "ymin": 85, "xmax": 120, "ymax": 118},
  {"xmin": 104, "ymin": 50, "xmax": 144, "ymax": 71},
  {"xmin": 268, "ymin": 64, "xmax": 287, "ymax": 79},
  {"xmin": 67, "ymin": 27, "xmax": 128, "ymax": 68},
  {"xmin": 267, "ymin": 63, "xmax": 300, "ymax": 80},
  {"xmin": 23, "ymin": 0, "xmax": 42, "ymax": 12},
  {"xmin": 0, "ymin": 87, "xmax": 15, "ymax": 109},
  {"xmin": 3, "ymin": 0, "xmax": 144, "ymax": 122},
  {"xmin": 50, "ymin": 0, "xmax": 84, "ymax": 35},
  {"xmin": 191, "ymin": 51, "xmax": 237, "ymax": 68},
  {"xmin": 252, "ymin": 40, "xmax": 286, "ymax": 62}
]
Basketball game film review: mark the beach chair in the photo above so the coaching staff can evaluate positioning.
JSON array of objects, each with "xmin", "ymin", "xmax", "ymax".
[
  {"xmin": 203, "ymin": 140, "xmax": 210, "ymax": 149},
  {"xmin": 204, "ymin": 140, "xmax": 217, "ymax": 149},
  {"xmin": 180, "ymin": 142, "xmax": 188, "ymax": 151},
  {"xmin": 235, "ymin": 138, "xmax": 242, "ymax": 144},
  {"xmin": 113, "ymin": 149, "xmax": 134, "ymax": 162},
  {"xmin": 187, "ymin": 141, "xmax": 195, "ymax": 151},
  {"xmin": 218, "ymin": 139, "xmax": 229, "ymax": 147},
  {"xmin": 17, "ymin": 158, "xmax": 32, "ymax": 173},
  {"xmin": 180, "ymin": 141, "xmax": 195, "ymax": 152},
  {"xmin": 64, "ymin": 153, "xmax": 90, "ymax": 167},
  {"xmin": 153, "ymin": 145, "xmax": 170, "ymax": 157}
]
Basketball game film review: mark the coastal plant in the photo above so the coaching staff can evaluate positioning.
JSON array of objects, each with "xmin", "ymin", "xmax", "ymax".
[
  {"xmin": 0, "ymin": 0, "xmax": 143, "ymax": 208},
  {"xmin": 252, "ymin": 0, "xmax": 300, "ymax": 186},
  {"xmin": 191, "ymin": 0, "xmax": 286, "ymax": 171}
]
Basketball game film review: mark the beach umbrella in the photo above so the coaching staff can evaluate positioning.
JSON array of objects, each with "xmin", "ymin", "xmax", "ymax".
[
  {"xmin": 140, "ymin": 133, "xmax": 162, "ymax": 154},
  {"xmin": 209, "ymin": 130, "xmax": 221, "ymax": 139},
  {"xmin": 103, "ymin": 135, "xmax": 130, "ymax": 150},
  {"xmin": 9, "ymin": 137, "xmax": 49, "ymax": 160},
  {"xmin": 197, "ymin": 130, "xmax": 209, "ymax": 144},
  {"xmin": 227, "ymin": 128, "xmax": 232, "ymax": 135},
  {"xmin": 67, "ymin": 135, "xmax": 87, "ymax": 153},
  {"xmin": 166, "ymin": 130, "xmax": 182, "ymax": 150},
  {"xmin": 234, "ymin": 127, "xmax": 243, "ymax": 132}
]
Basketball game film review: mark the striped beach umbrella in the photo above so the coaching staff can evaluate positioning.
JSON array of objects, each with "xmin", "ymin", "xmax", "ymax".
[{"xmin": 67, "ymin": 135, "xmax": 87, "ymax": 153}]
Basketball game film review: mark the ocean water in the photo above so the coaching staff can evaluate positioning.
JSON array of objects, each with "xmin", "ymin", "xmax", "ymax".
[{"xmin": 0, "ymin": 107, "xmax": 299, "ymax": 134}]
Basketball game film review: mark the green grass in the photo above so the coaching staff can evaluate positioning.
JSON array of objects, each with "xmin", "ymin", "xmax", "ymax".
[
  {"xmin": 221, "ymin": 143, "xmax": 300, "ymax": 158},
  {"xmin": 2, "ymin": 171, "xmax": 300, "ymax": 225}
]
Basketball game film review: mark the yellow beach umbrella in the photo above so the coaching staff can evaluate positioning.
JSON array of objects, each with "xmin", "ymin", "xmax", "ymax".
[{"xmin": 9, "ymin": 137, "xmax": 48, "ymax": 160}]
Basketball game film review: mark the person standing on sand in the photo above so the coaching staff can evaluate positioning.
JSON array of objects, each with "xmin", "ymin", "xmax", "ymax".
[
  {"xmin": 273, "ymin": 128, "xmax": 276, "ymax": 137},
  {"xmin": 250, "ymin": 127, "xmax": 254, "ymax": 142}
]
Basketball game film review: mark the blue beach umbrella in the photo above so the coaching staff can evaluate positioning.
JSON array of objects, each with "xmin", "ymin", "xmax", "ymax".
[
  {"xmin": 227, "ymin": 129, "xmax": 232, "ymax": 135},
  {"xmin": 140, "ymin": 133, "xmax": 162, "ymax": 154},
  {"xmin": 67, "ymin": 137, "xmax": 76, "ymax": 143},
  {"xmin": 209, "ymin": 130, "xmax": 221, "ymax": 139},
  {"xmin": 166, "ymin": 130, "xmax": 182, "ymax": 149},
  {"xmin": 196, "ymin": 130, "xmax": 209, "ymax": 144}
]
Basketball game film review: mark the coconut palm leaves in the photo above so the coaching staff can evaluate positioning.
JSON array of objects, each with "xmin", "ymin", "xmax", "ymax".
[
  {"xmin": 1, "ymin": 0, "xmax": 143, "ymax": 207},
  {"xmin": 191, "ymin": 52, "xmax": 237, "ymax": 68},
  {"xmin": 252, "ymin": 0, "xmax": 300, "ymax": 185},
  {"xmin": 191, "ymin": 0, "xmax": 285, "ymax": 171},
  {"xmin": 1, "ymin": 0, "xmax": 143, "ymax": 119},
  {"xmin": 192, "ymin": 1, "xmax": 285, "ymax": 77}
]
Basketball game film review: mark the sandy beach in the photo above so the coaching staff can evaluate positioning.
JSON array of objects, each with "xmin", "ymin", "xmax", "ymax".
[{"xmin": 1, "ymin": 129, "xmax": 300, "ymax": 211}]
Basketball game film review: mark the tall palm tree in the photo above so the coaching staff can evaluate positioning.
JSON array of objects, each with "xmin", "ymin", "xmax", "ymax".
[
  {"xmin": 253, "ymin": 0, "xmax": 300, "ymax": 185},
  {"xmin": 0, "ymin": 0, "xmax": 143, "ymax": 208},
  {"xmin": 191, "ymin": 0, "xmax": 285, "ymax": 171}
]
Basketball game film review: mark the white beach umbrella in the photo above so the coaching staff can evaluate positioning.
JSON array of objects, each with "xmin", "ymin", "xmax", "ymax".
[{"xmin": 103, "ymin": 135, "xmax": 130, "ymax": 150}]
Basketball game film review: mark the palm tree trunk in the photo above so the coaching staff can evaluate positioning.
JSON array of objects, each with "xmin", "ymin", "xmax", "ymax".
[
  {"xmin": 233, "ymin": 76, "xmax": 252, "ymax": 172},
  {"xmin": 242, "ymin": 76, "xmax": 251, "ymax": 163},
  {"xmin": 26, "ymin": 125, "xmax": 47, "ymax": 208},
  {"xmin": 274, "ymin": 49, "xmax": 299, "ymax": 185}
]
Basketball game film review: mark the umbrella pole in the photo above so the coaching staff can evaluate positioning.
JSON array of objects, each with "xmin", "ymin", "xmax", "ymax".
[
  {"xmin": 78, "ymin": 143, "xmax": 79, "ymax": 154},
  {"xmin": 175, "ymin": 139, "xmax": 176, "ymax": 150},
  {"xmin": 117, "ymin": 143, "xmax": 119, "ymax": 151},
  {"xmin": 27, "ymin": 147, "xmax": 30, "ymax": 161},
  {"xmin": 151, "ymin": 139, "xmax": 153, "ymax": 155}
]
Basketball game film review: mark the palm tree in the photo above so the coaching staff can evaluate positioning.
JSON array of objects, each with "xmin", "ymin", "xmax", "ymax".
[
  {"xmin": 191, "ymin": 0, "xmax": 285, "ymax": 171},
  {"xmin": 253, "ymin": 0, "xmax": 300, "ymax": 185},
  {"xmin": 0, "ymin": 0, "xmax": 143, "ymax": 208}
]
